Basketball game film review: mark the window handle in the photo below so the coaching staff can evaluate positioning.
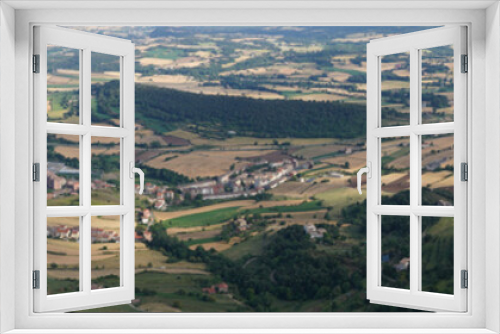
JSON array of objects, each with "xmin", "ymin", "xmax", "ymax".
[
  {"xmin": 357, "ymin": 162, "xmax": 371, "ymax": 195},
  {"xmin": 130, "ymin": 162, "xmax": 144, "ymax": 195}
]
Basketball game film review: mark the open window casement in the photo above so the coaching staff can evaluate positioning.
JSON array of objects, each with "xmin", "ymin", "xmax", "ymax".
[
  {"xmin": 33, "ymin": 26, "xmax": 138, "ymax": 312},
  {"xmin": 363, "ymin": 26, "xmax": 467, "ymax": 312}
]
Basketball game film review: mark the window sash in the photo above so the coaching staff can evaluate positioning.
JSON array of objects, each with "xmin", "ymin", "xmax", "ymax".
[
  {"xmin": 32, "ymin": 25, "xmax": 136, "ymax": 313},
  {"xmin": 366, "ymin": 26, "xmax": 468, "ymax": 312}
]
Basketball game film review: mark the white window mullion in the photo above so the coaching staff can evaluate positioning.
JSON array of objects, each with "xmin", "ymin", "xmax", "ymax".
[
  {"xmin": 82, "ymin": 47, "xmax": 92, "ymax": 295},
  {"xmin": 409, "ymin": 46, "xmax": 420, "ymax": 295}
]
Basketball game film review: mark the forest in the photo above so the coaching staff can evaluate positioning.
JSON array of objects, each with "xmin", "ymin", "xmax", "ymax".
[{"xmin": 94, "ymin": 81, "xmax": 367, "ymax": 138}]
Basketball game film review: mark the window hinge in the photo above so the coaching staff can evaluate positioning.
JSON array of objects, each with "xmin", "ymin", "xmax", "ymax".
[
  {"xmin": 33, "ymin": 163, "xmax": 40, "ymax": 182},
  {"xmin": 461, "ymin": 54, "xmax": 468, "ymax": 73},
  {"xmin": 461, "ymin": 270, "xmax": 468, "ymax": 289},
  {"xmin": 33, "ymin": 54, "xmax": 40, "ymax": 73},
  {"xmin": 461, "ymin": 162, "xmax": 468, "ymax": 181},
  {"xmin": 33, "ymin": 270, "xmax": 40, "ymax": 289}
]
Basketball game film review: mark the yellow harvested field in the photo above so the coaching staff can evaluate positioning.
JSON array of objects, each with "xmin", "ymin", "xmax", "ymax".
[
  {"xmin": 279, "ymin": 45, "xmax": 323, "ymax": 53},
  {"xmin": 166, "ymin": 223, "xmax": 228, "ymax": 235},
  {"xmin": 422, "ymin": 171, "xmax": 454, "ymax": 188},
  {"xmin": 167, "ymin": 130, "xmax": 335, "ymax": 148},
  {"xmin": 381, "ymin": 81, "xmax": 410, "ymax": 90},
  {"xmin": 243, "ymin": 199, "xmax": 305, "ymax": 209},
  {"xmin": 137, "ymin": 74, "xmax": 194, "ymax": 84},
  {"xmin": 92, "ymin": 216, "xmax": 121, "ymax": 232},
  {"xmin": 381, "ymin": 62, "xmax": 403, "ymax": 71},
  {"xmin": 54, "ymin": 146, "xmax": 79, "ymax": 159},
  {"xmin": 139, "ymin": 57, "xmax": 174, "ymax": 67},
  {"xmin": 144, "ymin": 153, "xmax": 179, "ymax": 169},
  {"xmin": 91, "ymin": 147, "xmax": 120, "ymax": 156},
  {"xmin": 161, "ymin": 150, "xmax": 275, "ymax": 178},
  {"xmin": 54, "ymin": 134, "xmax": 78, "ymax": 143},
  {"xmin": 91, "ymin": 137, "xmax": 120, "ymax": 144},
  {"xmin": 154, "ymin": 200, "xmax": 255, "ymax": 221},
  {"xmin": 422, "ymin": 136, "xmax": 454, "ymax": 155},
  {"xmin": 48, "ymin": 216, "xmax": 80, "ymax": 227},
  {"xmin": 381, "ymin": 173, "xmax": 408, "ymax": 185},
  {"xmin": 430, "ymin": 175, "xmax": 454, "ymax": 189},
  {"xmin": 393, "ymin": 69, "xmax": 410, "ymax": 77},
  {"xmin": 293, "ymin": 144, "xmax": 351, "ymax": 159},
  {"xmin": 388, "ymin": 155, "xmax": 410, "ymax": 169},
  {"xmin": 291, "ymin": 93, "xmax": 346, "ymax": 102},
  {"xmin": 138, "ymin": 268, "xmax": 211, "ymax": 275},
  {"xmin": 324, "ymin": 151, "xmax": 367, "ymax": 173},
  {"xmin": 328, "ymin": 72, "xmax": 351, "ymax": 82},
  {"xmin": 138, "ymin": 303, "xmax": 181, "ymax": 313},
  {"xmin": 176, "ymin": 229, "xmax": 221, "ymax": 241}
]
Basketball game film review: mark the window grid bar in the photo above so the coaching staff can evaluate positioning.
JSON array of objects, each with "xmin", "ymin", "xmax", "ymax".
[
  {"xmin": 46, "ymin": 123, "xmax": 130, "ymax": 138},
  {"xmin": 82, "ymin": 47, "xmax": 92, "ymax": 295},
  {"xmin": 373, "ymin": 123, "xmax": 454, "ymax": 138},
  {"xmin": 409, "ymin": 46, "xmax": 420, "ymax": 295}
]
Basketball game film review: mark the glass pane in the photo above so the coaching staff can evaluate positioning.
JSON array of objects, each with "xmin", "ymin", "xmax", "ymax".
[
  {"xmin": 421, "ymin": 45, "xmax": 454, "ymax": 124},
  {"xmin": 91, "ymin": 215, "xmax": 121, "ymax": 289},
  {"xmin": 91, "ymin": 52, "xmax": 121, "ymax": 126},
  {"xmin": 47, "ymin": 216, "xmax": 80, "ymax": 295},
  {"xmin": 421, "ymin": 134, "xmax": 454, "ymax": 206},
  {"xmin": 421, "ymin": 217, "xmax": 454, "ymax": 294},
  {"xmin": 47, "ymin": 45, "xmax": 80, "ymax": 124},
  {"xmin": 47, "ymin": 134, "xmax": 80, "ymax": 206},
  {"xmin": 381, "ymin": 215, "xmax": 410, "ymax": 289},
  {"xmin": 381, "ymin": 137, "xmax": 410, "ymax": 205},
  {"xmin": 380, "ymin": 52, "xmax": 410, "ymax": 127},
  {"xmin": 91, "ymin": 137, "xmax": 121, "ymax": 205}
]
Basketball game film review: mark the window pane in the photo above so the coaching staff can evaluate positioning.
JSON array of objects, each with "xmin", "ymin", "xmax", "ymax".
[
  {"xmin": 421, "ymin": 45, "xmax": 454, "ymax": 124},
  {"xmin": 381, "ymin": 137, "xmax": 410, "ymax": 205},
  {"xmin": 91, "ymin": 52, "xmax": 121, "ymax": 126},
  {"xmin": 47, "ymin": 134, "xmax": 80, "ymax": 206},
  {"xmin": 421, "ymin": 134, "xmax": 454, "ymax": 206},
  {"xmin": 91, "ymin": 137, "xmax": 121, "ymax": 205},
  {"xmin": 47, "ymin": 45, "xmax": 80, "ymax": 124},
  {"xmin": 421, "ymin": 217, "xmax": 453, "ymax": 294},
  {"xmin": 381, "ymin": 215, "xmax": 410, "ymax": 289},
  {"xmin": 47, "ymin": 216, "xmax": 80, "ymax": 295},
  {"xmin": 91, "ymin": 215, "xmax": 121, "ymax": 289},
  {"xmin": 380, "ymin": 52, "xmax": 410, "ymax": 127}
]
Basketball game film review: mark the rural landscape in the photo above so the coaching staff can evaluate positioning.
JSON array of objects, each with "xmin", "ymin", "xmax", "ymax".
[{"xmin": 46, "ymin": 26, "xmax": 454, "ymax": 312}]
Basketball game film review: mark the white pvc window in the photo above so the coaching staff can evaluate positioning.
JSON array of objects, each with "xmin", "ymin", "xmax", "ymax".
[
  {"xmin": 365, "ymin": 26, "xmax": 467, "ymax": 312},
  {"xmin": 33, "ymin": 26, "xmax": 137, "ymax": 312}
]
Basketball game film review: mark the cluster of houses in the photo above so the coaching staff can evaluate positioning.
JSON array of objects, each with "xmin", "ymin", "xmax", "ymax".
[
  {"xmin": 47, "ymin": 225, "xmax": 120, "ymax": 243},
  {"xmin": 202, "ymin": 282, "xmax": 229, "ymax": 295},
  {"xmin": 303, "ymin": 223, "xmax": 327, "ymax": 239},
  {"xmin": 47, "ymin": 161, "xmax": 116, "ymax": 200},
  {"xmin": 382, "ymin": 254, "xmax": 410, "ymax": 272},
  {"xmin": 136, "ymin": 158, "xmax": 314, "ymax": 212}
]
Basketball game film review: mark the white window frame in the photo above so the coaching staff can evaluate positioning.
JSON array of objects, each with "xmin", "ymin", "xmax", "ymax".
[
  {"xmin": 366, "ymin": 26, "xmax": 467, "ymax": 312},
  {"xmin": 32, "ymin": 26, "xmax": 136, "ymax": 313},
  {"xmin": 0, "ymin": 1, "xmax": 498, "ymax": 333}
]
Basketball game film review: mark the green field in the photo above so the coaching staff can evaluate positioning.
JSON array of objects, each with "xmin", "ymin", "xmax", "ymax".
[
  {"xmin": 184, "ymin": 236, "xmax": 221, "ymax": 246},
  {"xmin": 163, "ymin": 207, "xmax": 241, "ymax": 228},
  {"xmin": 222, "ymin": 233, "xmax": 271, "ymax": 261},
  {"xmin": 315, "ymin": 187, "xmax": 364, "ymax": 209},
  {"xmin": 242, "ymin": 201, "xmax": 323, "ymax": 215},
  {"xmin": 144, "ymin": 46, "xmax": 187, "ymax": 60},
  {"xmin": 75, "ymin": 271, "xmax": 246, "ymax": 313}
]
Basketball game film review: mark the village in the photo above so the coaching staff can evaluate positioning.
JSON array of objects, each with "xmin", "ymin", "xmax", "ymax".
[{"xmin": 135, "ymin": 156, "xmax": 314, "ymax": 212}]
